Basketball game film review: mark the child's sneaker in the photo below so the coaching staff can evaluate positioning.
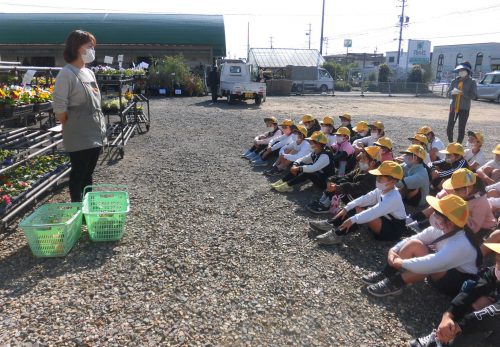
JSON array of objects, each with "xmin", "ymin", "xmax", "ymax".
[
  {"xmin": 409, "ymin": 331, "xmax": 442, "ymax": 347},
  {"xmin": 273, "ymin": 182, "xmax": 293, "ymax": 193},
  {"xmin": 315, "ymin": 230, "xmax": 344, "ymax": 245},
  {"xmin": 361, "ymin": 271, "xmax": 387, "ymax": 285},
  {"xmin": 367, "ymin": 277, "xmax": 404, "ymax": 297}
]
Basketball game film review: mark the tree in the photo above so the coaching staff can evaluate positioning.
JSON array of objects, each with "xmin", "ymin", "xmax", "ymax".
[
  {"xmin": 407, "ymin": 65, "xmax": 424, "ymax": 83},
  {"xmin": 378, "ymin": 64, "xmax": 391, "ymax": 82}
]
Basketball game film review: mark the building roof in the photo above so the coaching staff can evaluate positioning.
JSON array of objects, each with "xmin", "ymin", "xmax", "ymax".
[
  {"xmin": 248, "ymin": 48, "xmax": 324, "ymax": 68},
  {"xmin": 0, "ymin": 13, "xmax": 226, "ymax": 56}
]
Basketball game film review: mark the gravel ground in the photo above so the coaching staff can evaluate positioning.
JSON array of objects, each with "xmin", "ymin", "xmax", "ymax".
[{"xmin": 1, "ymin": 95, "xmax": 499, "ymax": 346}]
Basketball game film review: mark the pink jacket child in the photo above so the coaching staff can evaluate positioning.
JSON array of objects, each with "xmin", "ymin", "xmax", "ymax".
[{"xmin": 331, "ymin": 127, "xmax": 355, "ymax": 176}]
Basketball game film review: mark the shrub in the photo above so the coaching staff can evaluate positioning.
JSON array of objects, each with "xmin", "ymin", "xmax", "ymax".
[{"xmin": 378, "ymin": 64, "xmax": 391, "ymax": 82}]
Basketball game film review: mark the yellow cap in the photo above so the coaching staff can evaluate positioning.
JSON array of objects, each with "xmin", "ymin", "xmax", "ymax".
[
  {"xmin": 294, "ymin": 124, "xmax": 308, "ymax": 138},
  {"xmin": 440, "ymin": 142, "xmax": 464, "ymax": 156},
  {"xmin": 264, "ymin": 116, "xmax": 278, "ymax": 124},
  {"xmin": 301, "ymin": 114, "xmax": 315, "ymax": 123},
  {"xmin": 334, "ymin": 127, "xmax": 351, "ymax": 137},
  {"xmin": 374, "ymin": 136, "xmax": 393, "ymax": 150},
  {"xmin": 483, "ymin": 243, "xmax": 500, "ymax": 254},
  {"xmin": 417, "ymin": 126, "xmax": 433, "ymax": 135},
  {"xmin": 493, "ymin": 144, "xmax": 500, "ymax": 155},
  {"xmin": 352, "ymin": 121, "xmax": 369, "ymax": 133},
  {"xmin": 371, "ymin": 121, "xmax": 384, "ymax": 131},
  {"xmin": 363, "ymin": 146, "xmax": 381, "ymax": 161},
  {"xmin": 426, "ymin": 194, "xmax": 469, "ymax": 228},
  {"xmin": 442, "ymin": 168, "xmax": 476, "ymax": 190},
  {"xmin": 305, "ymin": 131, "xmax": 328, "ymax": 145},
  {"xmin": 400, "ymin": 144, "xmax": 427, "ymax": 161},
  {"xmin": 280, "ymin": 119, "xmax": 294, "ymax": 127},
  {"xmin": 468, "ymin": 131, "xmax": 484, "ymax": 145},
  {"xmin": 321, "ymin": 116, "xmax": 334, "ymax": 126},
  {"xmin": 408, "ymin": 133, "xmax": 429, "ymax": 145},
  {"xmin": 339, "ymin": 113, "xmax": 352, "ymax": 121},
  {"xmin": 368, "ymin": 161, "xmax": 403, "ymax": 180}
]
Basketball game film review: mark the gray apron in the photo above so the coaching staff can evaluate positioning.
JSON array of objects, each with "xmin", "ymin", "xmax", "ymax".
[{"xmin": 64, "ymin": 65, "xmax": 107, "ymax": 152}]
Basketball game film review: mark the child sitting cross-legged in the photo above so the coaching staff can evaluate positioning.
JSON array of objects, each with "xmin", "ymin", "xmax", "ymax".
[
  {"xmin": 315, "ymin": 161, "xmax": 407, "ymax": 245},
  {"xmin": 251, "ymin": 119, "xmax": 294, "ymax": 167},
  {"xmin": 242, "ymin": 116, "xmax": 283, "ymax": 160},
  {"xmin": 271, "ymin": 131, "xmax": 335, "ymax": 193},
  {"xmin": 363, "ymin": 194, "xmax": 482, "ymax": 298},
  {"xmin": 264, "ymin": 125, "xmax": 310, "ymax": 176}
]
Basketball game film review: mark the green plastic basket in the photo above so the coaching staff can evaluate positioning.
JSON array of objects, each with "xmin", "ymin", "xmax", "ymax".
[
  {"xmin": 19, "ymin": 203, "xmax": 82, "ymax": 257},
  {"xmin": 82, "ymin": 185, "xmax": 130, "ymax": 242}
]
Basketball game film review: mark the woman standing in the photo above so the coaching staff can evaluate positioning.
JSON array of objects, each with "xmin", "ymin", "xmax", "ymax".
[
  {"xmin": 446, "ymin": 62, "xmax": 477, "ymax": 144},
  {"xmin": 53, "ymin": 30, "xmax": 107, "ymax": 202}
]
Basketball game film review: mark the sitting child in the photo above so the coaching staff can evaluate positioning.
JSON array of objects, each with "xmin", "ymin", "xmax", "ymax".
[
  {"xmin": 352, "ymin": 121, "xmax": 385, "ymax": 151},
  {"xmin": 374, "ymin": 136, "xmax": 394, "ymax": 162},
  {"xmin": 339, "ymin": 113, "xmax": 353, "ymax": 133},
  {"xmin": 430, "ymin": 142, "xmax": 469, "ymax": 189},
  {"xmin": 396, "ymin": 144, "xmax": 430, "ymax": 207},
  {"xmin": 476, "ymin": 144, "xmax": 500, "ymax": 186},
  {"xmin": 320, "ymin": 116, "xmax": 336, "ymax": 146},
  {"xmin": 363, "ymin": 194, "xmax": 481, "ymax": 298},
  {"xmin": 251, "ymin": 119, "xmax": 294, "ymax": 167},
  {"xmin": 417, "ymin": 126, "xmax": 445, "ymax": 162},
  {"xmin": 409, "ymin": 242, "xmax": 500, "ymax": 347},
  {"xmin": 463, "ymin": 131, "xmax": 487, "ymax": 171},
  {"xmin": 409, "ymin": 169, "xmax": 496, "ymax": 236},
  {"xmin": 271, "ymin": 131, "xmax": 335, "ymax": 193},
  {"xmin": 315, "ymin": 161, "xmax": 407, "ymax": 245},
  {"xmin": 350, "ymin": 121, "xmax": 370, "ymax": 144},
  {"xmin": 242, "ymin": 116, "xmax": 282, "ymax": 160},
  {"xmin": 264, "ymin": 125, "xmax": 310, "ymax": 176},
  {"xmin": 301, "ymin": 114, "xmax": 321, "ymax": 137},
  {"xmin": 331, "ymin": 127, "xmax": 355, "ymax": 176},
  {"xmin": 307, "ymin": 146, "xmax": 379, "ymax": 221}
]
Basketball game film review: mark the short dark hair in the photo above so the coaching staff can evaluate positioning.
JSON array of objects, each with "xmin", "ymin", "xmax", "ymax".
[{"xmin": 63, "ymin": 30, "xmax": 96, "ymax": 63}]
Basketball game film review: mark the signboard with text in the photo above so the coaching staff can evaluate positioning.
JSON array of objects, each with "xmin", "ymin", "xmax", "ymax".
[
  {"xmin": 344, "ymin": 39, "xmax": 352, "ymax": 48},
  {"xmin": 408, "ymin": 39, "xmax": 431, "ymax": 64}
]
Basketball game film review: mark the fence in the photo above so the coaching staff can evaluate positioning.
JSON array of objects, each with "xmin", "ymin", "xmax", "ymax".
[{"xmin": 342, "ymin": 81, "xmax": 440, "ymax": 97}]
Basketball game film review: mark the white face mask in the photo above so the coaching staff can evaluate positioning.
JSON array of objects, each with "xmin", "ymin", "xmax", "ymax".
[
  {"xmin": 458, "ymin": 70, "xmax": 468, "ymax": 78},
  {"xmin": 429, "ymin": 213, "xmax": 447, "ymax": 231},
  {"xmin": 341, "ymin": 121, "xmax": 350, "ymax": 127},
  {"xmin": 371, "ymin": 131, "xmax": 380, "ymax": 140},
  {"xmin": 82, "ymin": 48, "xmax": 95, "ymax": 64},
  {"xmin": 495, "ymin": 266, "xmax": 500, "ymax": 281},
  {"xmin": 358, "ymin": 131, "xmax": 368, "ymax": 137},
  {"xmin": 403, "ymin": 155, "xmax": 413, "ymax": 166},
  {"xmin": 359, "ymin": 162, "xmax": 369, "ymax": 171},
  {"xmin": 321, "ymin": 126, "xmax": 330, "ymax": 134},
  {"xmin": 445, "ymin": 157, "xmax": 453, "ymax": 164},
  {"xmin": 376, "ymin": 181, "xmax": 388, "ymax": 191},
  {"xmin": 336, "ymin": 136, "xmax": 345, "ymax": 144}
]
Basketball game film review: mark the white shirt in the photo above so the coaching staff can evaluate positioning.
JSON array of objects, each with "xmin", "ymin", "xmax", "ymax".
[
  {"xmin": 345, "ymin": 188, "xmax": 407, "ymax": 224},
  {"xmin": 327, "ymin": 134, "xmax": 336, "ymax": 147},
  {"xmin": 352, "ymin": 135, "xmax": 375, "ymax": 148},
  {"xmin": 464, "ymin": 148, "xmax": 487, "ymax": 167},
  {"xmin": 270, "ymin": 134, "xmax": 295, "ymax": 151},
  {"xmin": 295, "ymin": 152, "xmax": 331, "ymax": 173},
  {"xmin": 430, "ymin": 136, "xmax": 445, "ymax": 159},
  {"xmin": 479, "ymin": 159, "xmax": 500, "ymax": 171},
  {"xmin": 392, "ymin": 227, "xmax": 478, "ymax": 275},
  {"xmin": 281, "ymin": 140, "xmax": 311, "ymax": 162},
  {"xmin": 486, "ymin": 181, "xmax": 500, "ymax": 208}
]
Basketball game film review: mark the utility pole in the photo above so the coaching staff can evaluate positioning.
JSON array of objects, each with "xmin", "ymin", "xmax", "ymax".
[
  {"xmin": 247, "ymin": 22, "xmax": 250, "ymax": 61},
  {"xmin": 306, "ymin": 23, "xmax": 312, "ymax": 49},
  {"xmin": 320, "ymin": 0, "xmax": 326, "ymax": 55},
  {"xmin": 324, "ymin": 38, "xmax": 329, "ymax": 56},
  {"xmin": 396, "ymin": 0, "xmax": 406, "ymax": 65},
  {"xmin": 269, "ymin": 36, "xmax": 274, "ymax": 49}
]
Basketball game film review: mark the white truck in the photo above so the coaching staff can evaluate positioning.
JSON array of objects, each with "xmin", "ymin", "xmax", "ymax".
[
  {"xmin": 286, "ymin": 65, "xmax": 334, "ymax": 94},
  {"xmin": 215, "ymin": 60, "xmax": 266, "ymax": 105}
]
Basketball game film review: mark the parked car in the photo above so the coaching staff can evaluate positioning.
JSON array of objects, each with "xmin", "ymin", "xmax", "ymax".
[
  {"xmin": 215, "ymin": 60, "xmax": 266, "ymax": 105},
  {"xmin": 285, "ymin": 66, "xmax": 334, "ymax": 94},
  {"xmin": 476, "ymin": 71, "xmax": 500, "ymax": 102}
]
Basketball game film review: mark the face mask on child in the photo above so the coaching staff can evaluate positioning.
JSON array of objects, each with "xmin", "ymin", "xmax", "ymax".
[
  {"xmin": 403, "ymin": 155, "xmax": 413, "ymax": 166},
  {"xmin": 336, "ymin": 136, "xmax": 346, "ymax": 144},
  {"xmin": 341, "ymin": 121, "xmax": 350, "ymax": 127},
  {"xmin": 359, "ymin": 162, "xmax": 369, "ymax": 171},
  {"xmin": 376, "ymin": 181, "xmax": 389, "ymax": 191},
  {"xmin": 321, "ymin": 126, "xmax": 330, "ymax": 134},
  {"xmin": 430, "ymin": 213, "xmax": 447, "ymax": 231},
  {"xmin": 370, "ymin": 130, "xmax": 380, "ymax": 140},
  {"xmin": 283, "ymin": 128, "xmax": 292, "ymax": 136},
  {"xmin": 358, "ymin": 131, "xmax": 368, "ymax": 137}
]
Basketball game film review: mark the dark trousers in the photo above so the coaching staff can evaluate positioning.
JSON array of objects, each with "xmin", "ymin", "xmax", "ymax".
[
  {"xmin": 249, "ymin": 144, "xmax": 267, "ymax": 154},
  {"xmin": 68, "ymin": 147, "xmax": 101, "ymax": 202},
  {"xmin": 283, "ymin": 171, "xmax": 330, "ymax": 190},
  {"xmin": 447, "ymin": 109, "xmax": 470, "ymax": 143}
]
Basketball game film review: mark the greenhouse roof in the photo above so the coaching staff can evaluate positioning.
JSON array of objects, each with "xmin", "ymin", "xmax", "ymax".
[
  {"xmin": 248, "ymin": 48, "xmax": 324, "ymax": 68},
  {"xmin": 0, "ymin": 13, "xmax": 226, "ymax": 56}
]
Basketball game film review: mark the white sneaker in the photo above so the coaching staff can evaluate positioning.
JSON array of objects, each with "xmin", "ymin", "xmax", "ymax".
[{"xmin": 316, "ymin": 230, "xmax": 344, "ymax": 245}]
